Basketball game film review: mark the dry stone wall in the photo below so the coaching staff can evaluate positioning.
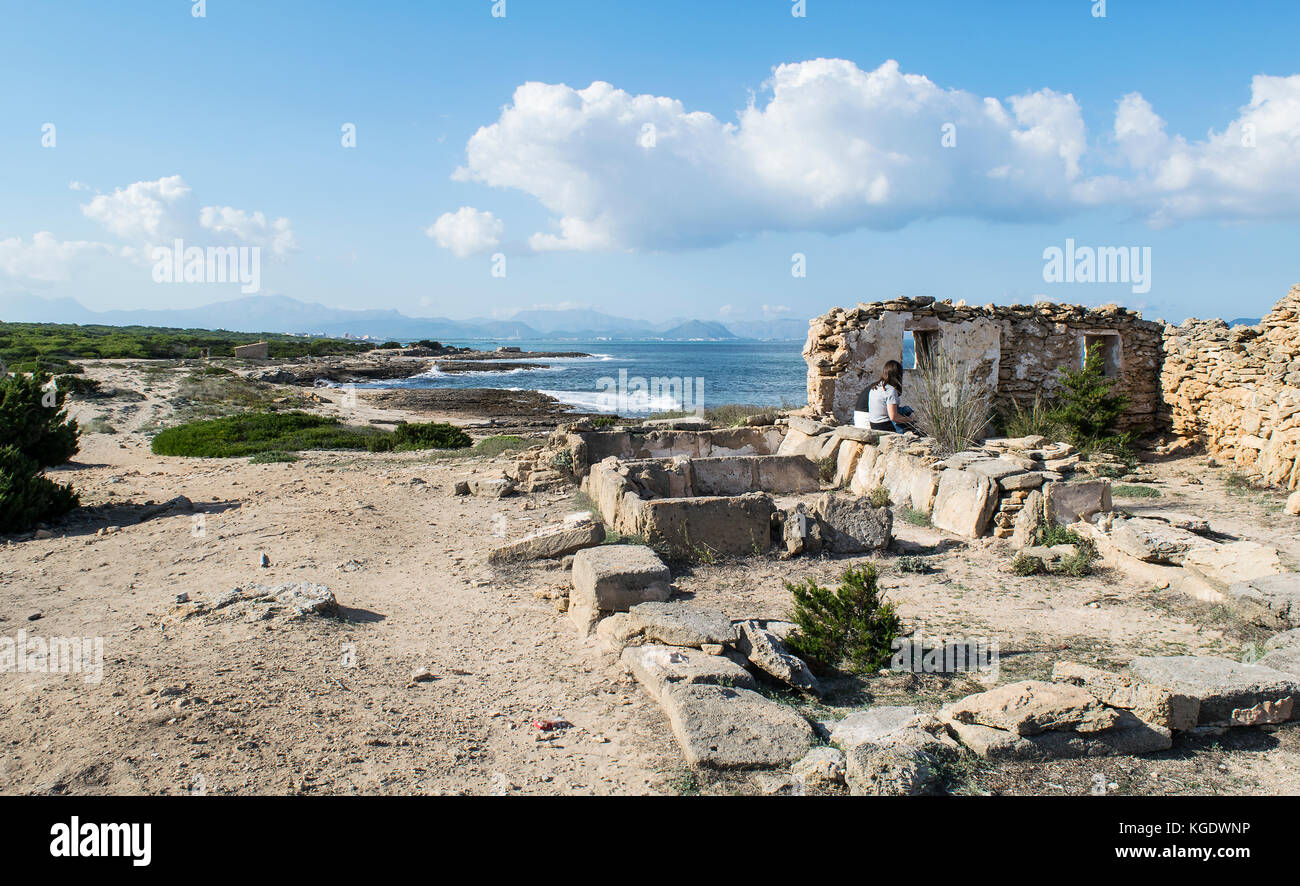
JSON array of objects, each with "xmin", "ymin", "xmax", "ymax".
[
  {"xmin": 1162, "ymin": 284, "xmax": 1300, "ymax": 489},
  {"xmin": 804, "ymin": 296, "xmax": 1163, "ymax": 432}
]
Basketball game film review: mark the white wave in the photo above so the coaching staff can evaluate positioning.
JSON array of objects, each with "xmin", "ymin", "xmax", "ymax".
[{"xmin": 539, "ymin": 388, "xmax": 685, "ymax": 414}]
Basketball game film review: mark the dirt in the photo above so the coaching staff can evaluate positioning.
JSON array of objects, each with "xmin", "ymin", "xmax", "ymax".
[{"xmin": 2, "ymin": 358, "xmax": 1299, "ymax": 795}]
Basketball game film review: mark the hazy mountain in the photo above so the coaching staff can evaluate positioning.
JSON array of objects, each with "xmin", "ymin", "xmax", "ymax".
[
  {"xmin": 1226, "ymin": 317, "xmax": 1262, "ymax": 327},
  {"xmin": 0, "ymin": 294, "xmax": 791, "ymax": 341},
  {"xmin": 721, "ymin": 318, "xmax": 809, "ymax": 341}
]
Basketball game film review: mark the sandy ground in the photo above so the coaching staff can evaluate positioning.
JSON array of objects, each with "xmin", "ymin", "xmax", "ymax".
[{"xmin": 2, "ymin": 359, "xmax": 1299, "ymax": 795}]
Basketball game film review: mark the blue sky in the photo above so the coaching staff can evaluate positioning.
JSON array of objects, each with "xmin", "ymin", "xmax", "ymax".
[{"xmin": 2, "ymin": 0, "xmax": 1298, "ymax": 324}]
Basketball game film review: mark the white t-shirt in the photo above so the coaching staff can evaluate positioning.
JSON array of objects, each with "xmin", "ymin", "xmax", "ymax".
[{"xmin": 866, "ymin": 384, "xmax": 900, "ymax": 425}]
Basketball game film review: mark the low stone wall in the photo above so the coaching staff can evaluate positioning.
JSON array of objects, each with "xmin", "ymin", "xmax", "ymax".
[
  {"xmin": 583, "ymin": 454, "xmax": 818, "ymax": 558},
  {"xmin": 803, "ymin": 296, "xmax": 1163, "ymax": 432},
  {"xmin": 1162, "ymin": 284, "xmax": 1300, "ymax": 489},
  {"xmin": 574, "ymin": 427, "xmax": 785, "ymax": 473}
]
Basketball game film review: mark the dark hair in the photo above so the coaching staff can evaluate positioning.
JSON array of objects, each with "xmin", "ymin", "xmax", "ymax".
[{"xmin": 876, "ymin": 359, "xmax": 903, "ymax": 394}]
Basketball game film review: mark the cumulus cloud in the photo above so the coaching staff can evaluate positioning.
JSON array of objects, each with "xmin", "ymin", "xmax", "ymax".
[
  {"xmin": 448, "ymin": 59, "xmax": 1300, "ymax": 252},
  {"xmin": 1079, "ymin": 74, "xmax": 1300, "ymax": 225},
  {"xmin": 0, "ymin": 232, "xmax": 111, "ymax": 282},
  {"xmin": 81, "ymin": 175, "xmax": 298, "ymax": 257},
  {"xmin": 451, "ymin": 59, "xmax": 1089, "ymax": 252},
  {"xmin": 425, "ymin": 206, "xmax": 504, "ymax": 257},
  {"xmin": 199, "ymin": 206, "xmax": 298, "ymax": 256}
]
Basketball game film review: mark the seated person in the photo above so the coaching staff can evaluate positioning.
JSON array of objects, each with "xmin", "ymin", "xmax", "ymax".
[{"xmin": 854, "ymin": 360, "xmax": 916, "ymax": 433}]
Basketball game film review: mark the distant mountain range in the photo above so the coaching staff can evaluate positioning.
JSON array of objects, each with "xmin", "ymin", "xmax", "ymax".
[{"xmin": 0, "ymin": 295, "xmax": 811, "ymax": 342}]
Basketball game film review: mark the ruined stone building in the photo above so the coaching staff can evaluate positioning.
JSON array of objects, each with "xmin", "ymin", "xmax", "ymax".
[
  {"xmin": 1162, "ymin": 284, "xmax": 1300, "ymax": 489},
  {"xmin": 803, "ymin": 284, "xmax": 1300, "ymax": 492},
  {"xmin": 803, "ymin": 296, "xmax": 1164, "ymax": 432}
]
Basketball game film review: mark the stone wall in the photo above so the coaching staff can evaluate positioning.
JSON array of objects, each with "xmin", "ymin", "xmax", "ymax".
[
  {"xmin": 803, "ymin": 296, "xmax": 1164, "ymax": 432},
  {"xmin": 1161, "ymin": 284, "xmax": 1300, "ymax": 489}
]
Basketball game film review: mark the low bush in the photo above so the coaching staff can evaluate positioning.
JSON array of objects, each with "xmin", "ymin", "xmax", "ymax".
[
  {"xmin": 0, "ymin": 446, "xmax": 80, "ymax": 533},
  {"xmin": 868, "ymin": 485, "xmax": 892, "ymax": 508},
  {"xmin": 785, "ymin": 563, "xmax": 901, "ymax": 674},
  {"xmin": 151, "ymin": 412, "xmax": 471, "ymax": 457},
  {"xmin": 1113, "ymin": 484, "xmax": 1161, "ymax": 498}
]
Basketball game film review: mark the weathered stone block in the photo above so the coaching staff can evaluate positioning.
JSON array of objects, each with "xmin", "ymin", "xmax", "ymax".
[
  {"xmin": 569, "ymin": 545, "xmax": 672, "ymax": 636},
  {"xmin": 931, "ymin": 469, "xmax": 998, "ymax": 538},
  {"xmin": 659, "ymin": 684, "xmax": 816, "ymax": 769},
  {"xmin": 622, "ymin": 645, "xmax": 755, "ymax": 701},
  {"xmin": 1130, "ymin": 655, "xmax": 1300, "ymax": 725},
  {"xmin": 814, "ymin": 492, "xmax": 893, "ymax": 553}
]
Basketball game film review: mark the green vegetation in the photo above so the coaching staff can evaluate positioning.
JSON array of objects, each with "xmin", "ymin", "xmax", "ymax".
[
  {"xmin": 1113, "ymin": 484, "xmax": 1161, "ymax": 498},
  {"xmin": 911, "ymin": 351, "xmax": 994, "ymax": 456},
  {"xmin": 427, "ymin": 434, "xmax": 528, "ymax": 461},
  {"xmin": 0, "ymin": 371, "xmax": 81, "ymax": 532},
  {"xmin": 899, "ymin": 507, "xmax": 931, "ymax": 527},
  {"xmin": 999, "ymin": 346, "xmax": 1134, "ymax": 455},
  {"xmin": 151, "ymin": 412, "xmax": 472, "ymax": 458},
  {"xmin": 0, "ymin": 320, "xmax": 370, "ymax": 373},
  {"xmin": 817, "ymin": 454, "xmax": 838, "ymax": 485},
  {"xmin": 1001, "ymin": 393, "xmax": 1066, "ymax": 441},
  {"xmin": 785, "ymin": 563, "xmax": 901, "ymax": 674},
  {"xmin": 249, "ymin": 451, "xmax": 300, "ymax": 464},
  {"xmin": 868, "ymin": 485, "xmax": 892, "ymax": 508},
  {"xmin": 366, "ymin": 421, "xmax": 472, "ymax": 452},
  {"xmin": 1015, "ymin": 525, "xmax": 1101, "ymax": 577},
  {"xmin": 895, "ymin": 555, "xmax": 934, "ymax": 574}
]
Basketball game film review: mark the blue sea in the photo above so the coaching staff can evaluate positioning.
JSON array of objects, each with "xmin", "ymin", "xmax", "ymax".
[{"xmin": 358, "ymin": 340, "xmax": 809, "ymax": 415}]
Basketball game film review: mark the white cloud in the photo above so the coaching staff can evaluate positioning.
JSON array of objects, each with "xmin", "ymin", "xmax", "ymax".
[
  {"xmin": 199, "ymin": 206, "xmax": 298, "ymax": 256},
  {"xmin": 0, "ymin": 232, "xmax": 111, "ymax": 282},
  {"xmin": 452, "ymin": 60, "xmax": 1300, "ymax": 251},
  {"xmin": 1080, "ymin": 75, "xmax": 1300, "ymax": 225},
  {"xmin": 453, "ymin": 59, "xmax": 1089, "ymax": 252},
  {"xmin": 425, "ymin": 206, "xmax": 503, "ymax": 257},
  {"xmin": 81, "ymin": 175, "xmax": 297, "ymax": 257},
  {"xmin": 762, "ymin": 304, "xmax": 792, "ymax": 317}
]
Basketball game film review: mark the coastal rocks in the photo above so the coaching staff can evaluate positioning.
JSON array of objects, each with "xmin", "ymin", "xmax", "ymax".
[
  {"xmin": 1051, "ymin": 661, "xmax": 1200, "ymax": 732},
  {"xmin": 1225, "ymin": 573, "xmax": 1300, "ymax": 629},
  {"xmin": 931, "ymin": 469, "xmax": 998, "ymax": 538},
  {"xmin": 844, "ymin": 744, "xmax": 939, "ymax": 797},
  {"xmin": 658, "ymin": 684, "xmax": 816, "ymax": 769},
  {"xmin": 813, "ymin": 493, "xmax": 892, "ymax": 553},
  {"xmin": 1129, "ymin": 655, "xmax": 1300, "ymax": 726},
  {"xmin": 780, "ymin": 503, "xmax": 824, "ymax": 559},
  {"xmin": 487, "ymin": 515, "xmax": 606, "ymax": 563},
  {"xmin": 1108, "ymin": 517, "xmax": 1207, "ymax": 565},
  {"xmin": 569, "ymin": 546, "xmax": 672, "ymax": 637},
  {"xmin": 791, "ymin": 747, "xmax": 846, "ymax": 790},
  {"xmin": 1182, "ymin": 541, "xmax": 1283, "ymax": 589},
  {"xmin": 620, "ymin": 645, "xmax": 755, "ymax": 701},
  {"xmin": 939, "ymin": 680, "xmax": 1121, "ymax": 736},
  {"xmin": 168, "ymin": 582, "xmax": 339, "ymax": 623},
  {"xmin": 624, "ymin": 601, "xmax": 738, "ymax": 647},
  {"xmin": 734, "ymin": 620, "xmax": 818, "ymax": 692}
]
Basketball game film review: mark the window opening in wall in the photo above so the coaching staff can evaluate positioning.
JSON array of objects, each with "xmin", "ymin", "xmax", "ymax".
[{"xmin": 1082, "ymin": 332, "xmax": 1121, "ymax": 378}]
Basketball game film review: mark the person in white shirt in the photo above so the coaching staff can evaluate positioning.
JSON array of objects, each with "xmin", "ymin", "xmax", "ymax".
[{"xmin": 853, "ymin": 360, "xmax": 916, "ymax": 432}]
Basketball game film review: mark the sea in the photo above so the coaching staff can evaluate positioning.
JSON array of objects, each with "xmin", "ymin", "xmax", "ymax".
[{"xmin": 356, "ymin": 339, "xmax": 812, "ymax": 415}]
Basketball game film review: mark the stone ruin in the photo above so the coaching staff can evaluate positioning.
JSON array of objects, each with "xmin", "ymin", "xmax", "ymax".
[
  {"xmin": 803, "ymin": 295, "xmax": 1164, "ymax": 432},
  {"xmin": 462, "ymin": 287, "xmax": 1300, "ymax": 789}
]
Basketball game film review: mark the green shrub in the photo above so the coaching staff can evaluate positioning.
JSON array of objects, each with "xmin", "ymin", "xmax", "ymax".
[
  {"xmin": 366, "ymin": 421, "xmax": 472, "ymax": 452},
  {"xmin": 900, "ymin": 507, "xmax": 931, "ymax": 526},
  {"xmin": 868, "ymin": 485, "xmax": 892, "ymax": 508},
  {"xmin": 378, "ymin": 341, "xmax": 403, "ymax": 349},
  {"xmin": 0, "ymin": 445, "xmax": 79, "ymax": 532},
  {"xmin": 911, "ymin": 350, "xmax": 993, "ymax": 456},
  {"xmin": 591, "ymin": 415, "xmax": 617, "ymax": 429},
  {"xmin": 1113, "ymin": 484, "xmax": 1160, "ymax": 498},
  {"xmin": 818, "ymin": 454, "xmax": 838, "ymax": 485},
  {"xmin": 895, "ymin": 555, "xmax": 933, "ymax": 574},
  {"xmin": 249, "ymin": 451, "xmax": 300, "ymax": 464},
  {"xmin": 785, "ymin": 564, "xmax": 901, "ymax": 674},
  {"xmin": 1001, "ymin": 393, "xmax": 1066, "ymax": 441},
  {"xmin": 1009, "ymin": 553, "xmax": 1045, "ymax": 576},
  {"xmin": 1054, "ymin": 343, "xmax": 1131, "ymax": 453},
  {"xmin": 0, "ymin": 371, "xmax": 80, "ymax": 466},
  {"xmin": 152, "ymin": 412, "xmax": 473, "ymax": 457}
]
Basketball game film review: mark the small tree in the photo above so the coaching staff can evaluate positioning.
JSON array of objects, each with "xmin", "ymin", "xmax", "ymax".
[
  {"xmin": 785, "ymin": 563, "xmax": 901, "ymax": 674},
  {"xmin": 1054, "ymin": 343, "xmax": 1129, "ymax": 449},
  {"xmin": 0, "ymin": 371, "xmax": 80, "ymax": 466},
  {"xmin": 0, "ymin": 371, "xmax": 81, "ymax": 532}
]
